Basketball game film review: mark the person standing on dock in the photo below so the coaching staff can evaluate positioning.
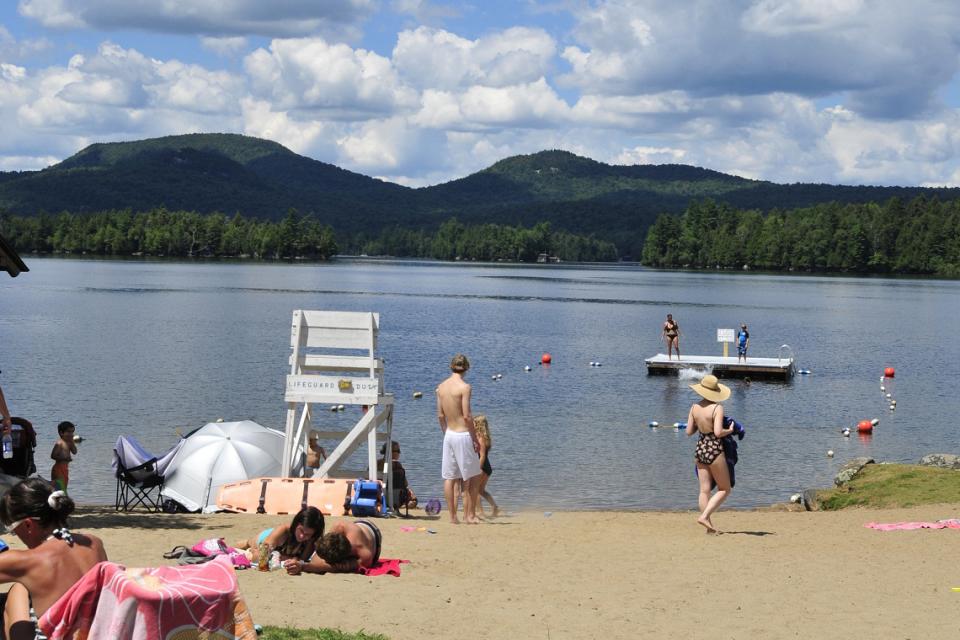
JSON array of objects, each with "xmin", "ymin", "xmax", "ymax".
[
  {"xmin": 436, "ymin": 354, "xmax": 482, "ymax": 524},
  {"xmin": 662, "ymin": 314, "xmax": 681, "ymax": 360},
  {"xmin": 737, "ymin": 324, "xmax": 750, "ymax": 363}
]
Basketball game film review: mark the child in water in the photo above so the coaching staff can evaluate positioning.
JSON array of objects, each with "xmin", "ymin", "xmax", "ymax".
[
  {"xmin": 50, "ymin": 421, "xmax": 77, "ymax": 491},
  {"xmin": 474, "ymin": 415, "xmax": 501, "ymax": 517}
]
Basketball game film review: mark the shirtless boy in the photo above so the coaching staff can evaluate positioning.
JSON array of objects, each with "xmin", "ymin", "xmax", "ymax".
[{"xmin": 436, "ymin": 354, "xmax": 482, "ymax": 524}]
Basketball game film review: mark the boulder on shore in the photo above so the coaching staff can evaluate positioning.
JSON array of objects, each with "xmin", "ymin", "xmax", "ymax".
[
  {"xmin": 918, "ymin": 454, "xmax": 960, "ymax": 470},
  {"xmin": 834, "ymin": 457, "xmax": 874, "ymax": 486}
]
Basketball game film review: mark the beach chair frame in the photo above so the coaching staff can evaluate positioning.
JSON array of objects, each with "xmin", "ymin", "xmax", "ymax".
[
  {"xmin": 281, "ymin": 310, "xmax": 395, "ymax": 508},
  {"xmin": 114, "ymin": 455, "xmax": 164, "ymax": 512}
]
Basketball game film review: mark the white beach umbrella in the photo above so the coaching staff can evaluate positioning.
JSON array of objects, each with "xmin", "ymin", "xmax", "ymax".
[{"xmin": 160, "ymin": 420, "xmax": 285, "ymax": 513}]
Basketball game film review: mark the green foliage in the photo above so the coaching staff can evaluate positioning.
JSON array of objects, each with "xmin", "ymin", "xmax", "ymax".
[
  {"xmin": 259, "ymin": 627, "xmax": 388, "ymax": 640},
  {"xmin": 344, "ymin": 218, "xmax": 618, "ymax": 262},
  {"xmin": 641, "ymin": 196, "xmax": 960, "ymax": 276},
  {"xmin": 7, "ymin": 135, "xmax": 960, "ymax": 261},
  {"xmin": 817, "ymin": 464, "xmax": 960, "ymax": 510},
  {"xmin": 0, "ymin": 208, "xmax": 338, "ymax": 260}
]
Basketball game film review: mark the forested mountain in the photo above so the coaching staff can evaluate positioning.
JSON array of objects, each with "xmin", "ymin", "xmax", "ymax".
[{"xmin": 3, "ymin": 133, "xmax": 960, "ymax": 258}]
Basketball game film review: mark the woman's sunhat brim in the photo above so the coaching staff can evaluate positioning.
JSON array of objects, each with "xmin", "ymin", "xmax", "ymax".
[{"xmin": 689, "ymin": 375, "xmax": 731, "ymax": 402}]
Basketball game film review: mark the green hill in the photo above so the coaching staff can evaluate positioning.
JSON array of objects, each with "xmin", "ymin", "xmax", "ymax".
[{"xmin": 3, "ymin": 134, "xmax": 960, "ymax": 256}]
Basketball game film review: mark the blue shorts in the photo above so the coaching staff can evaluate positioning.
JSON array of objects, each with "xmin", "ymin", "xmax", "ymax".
[{"xmin": 737, "ymin": 344, "xmax": 747, "ymax": 356}]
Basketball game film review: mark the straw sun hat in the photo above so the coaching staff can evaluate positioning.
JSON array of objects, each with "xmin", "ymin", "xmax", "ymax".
[{"xmin": 690, "ymin": 374, "xmax": 730, "ymax": 402}]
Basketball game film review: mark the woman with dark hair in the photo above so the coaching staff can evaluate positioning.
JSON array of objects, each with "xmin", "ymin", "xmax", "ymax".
[
  {"xmin": 235, "ymin": 506, "xmax": 324, "ymax": 565},
  {"xmin": 287, "ymin": 519, "xmax": 381, "ymax": 575},
  {"xmin": 0, "ymin": 477, "xmax": 107, "ymax": 640}
]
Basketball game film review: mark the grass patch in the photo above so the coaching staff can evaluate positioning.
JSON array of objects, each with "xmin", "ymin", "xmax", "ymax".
[
  {"xmin": 818, "ymin": 464, "xmax": 960, "ymax": 510},
  {"xmin": 259, "ymin": 627, "xmax": 389, "ymax": 640}
]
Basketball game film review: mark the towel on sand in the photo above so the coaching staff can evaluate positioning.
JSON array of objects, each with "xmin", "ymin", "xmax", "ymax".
[
  {"xmin": 39, "ymin": 555, "xmax": 257, "ymax": 639},
  {"xmin": 358, "ymin": 558, "xmax": 409, "ymax": 577},
  {"xmin": 865, "ymin": 519, "xmax": 960, "ymax": 531}
]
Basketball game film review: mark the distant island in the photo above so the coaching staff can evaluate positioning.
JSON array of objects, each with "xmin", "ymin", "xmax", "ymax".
[{"xmin": 0, "ymin": 133, "xmax": 958, "ymax": 273}]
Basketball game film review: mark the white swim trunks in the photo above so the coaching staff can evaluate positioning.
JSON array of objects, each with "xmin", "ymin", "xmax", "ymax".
[{"xmin": 441, "ymin": 430, "xmax": 482, "ymax": 480}]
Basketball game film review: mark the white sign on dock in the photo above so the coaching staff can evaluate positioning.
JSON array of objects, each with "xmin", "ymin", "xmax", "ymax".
[{"xmin": 717, "ymin": 328, "xmax": 735, "ymax": 343}]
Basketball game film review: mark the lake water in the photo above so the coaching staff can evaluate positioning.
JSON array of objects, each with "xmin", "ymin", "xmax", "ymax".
[{"xmin": 1, "ymin": 258, "xmax": 957, "ymax": 510}]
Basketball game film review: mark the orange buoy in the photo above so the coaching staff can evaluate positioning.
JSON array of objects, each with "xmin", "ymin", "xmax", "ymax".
[
  {"xmin": 884, "ymin": 367, "xmax": 895, "ymax": 378},
  {"xmin": 857, "ymin": 420, "xmax": 873, "ymax": 434},
  {"xmin": 541, "ymin": 353, "xmax": 552, "ymax": 364}
]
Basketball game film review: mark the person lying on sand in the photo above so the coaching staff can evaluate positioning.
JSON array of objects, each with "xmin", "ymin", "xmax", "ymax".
[
  {"xmin": 234, "ymin": 507, "xmax": 324, "ymax": 565},
  {"xmin": 0, "ymin": 478, "xmax": 107, "ymax": 640},
  {"xmin": 285, "ymin": 519, "xmax": 381, "ymax": 575}
]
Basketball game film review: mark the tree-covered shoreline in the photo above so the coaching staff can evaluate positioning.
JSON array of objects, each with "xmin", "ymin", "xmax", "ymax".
[
  {"xmin": 0, "ymin": 209, "xmax": 618, "ymax": 263},
  {"xmin": 642, "ymin": 196, "xmax": 960, "ymax": 277}
]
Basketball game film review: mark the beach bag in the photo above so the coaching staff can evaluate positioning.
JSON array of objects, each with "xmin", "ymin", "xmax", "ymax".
[
  {"xmin": 165, "ymin": 539, "xmax": 251, "ymax": 569},
  {"xmin": 191, "ymin": 538, "xmax": 229, "ymax": 557}
]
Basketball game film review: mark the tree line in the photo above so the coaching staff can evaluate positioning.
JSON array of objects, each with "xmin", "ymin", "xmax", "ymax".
[
  {"xmin": 0, "ymin": 209, "xmax": 337, "ymax": 259},
  {"xmin": 641, "ymin": 196, "xmax": 960, "ymax": 277},
  {"xmin": 0, "ymin": 209, "xmax": 618, "ymax": 263},
  {"xmin": 343, "ymin": 220, "xmax": 619, "ymax": 262}
]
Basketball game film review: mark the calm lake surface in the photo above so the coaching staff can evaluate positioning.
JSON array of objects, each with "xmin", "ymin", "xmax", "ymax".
[{"xmin": 1, "ymin": 258, "xmax": 957, "ymax": 510}]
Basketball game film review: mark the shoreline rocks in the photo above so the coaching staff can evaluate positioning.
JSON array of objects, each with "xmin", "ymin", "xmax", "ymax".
[{"xmin": 918, "ymin": 453, "xmax": 960, "ymax": 469}]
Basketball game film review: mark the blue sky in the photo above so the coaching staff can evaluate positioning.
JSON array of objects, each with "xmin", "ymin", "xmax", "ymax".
[{"xmin": 3, "ymin": 1, "xmax": 960, "ymax": 187}]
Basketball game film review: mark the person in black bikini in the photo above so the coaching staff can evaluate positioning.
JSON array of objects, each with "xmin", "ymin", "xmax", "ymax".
[
  {"xmin": 474, "ymin": 415, "xmax": 500, "ymax": 517},
  {"xmin": 685, "ymin": 375, "xmax": 735, "ymax": 533},
  {"xmin": 662, "ymin": 314, "xmax": 681, "ymax": 361}
]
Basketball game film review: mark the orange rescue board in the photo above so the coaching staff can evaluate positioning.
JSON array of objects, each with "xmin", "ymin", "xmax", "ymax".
[{"xmin": 217, "ymin": 477, "xmax": 353, "ymax": 516}]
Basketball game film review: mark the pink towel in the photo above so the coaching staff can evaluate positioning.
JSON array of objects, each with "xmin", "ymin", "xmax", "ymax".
[
  {"xmin": 865, "ymin": 519, "xmax": 960, "ymax": 531},
  {"xmin": 39, "ymin": 555, "xmax": 257, "ymax": 639},
  {"xmin": 357, "ymin": 558, "xmax": 409, "ymax": 577}
]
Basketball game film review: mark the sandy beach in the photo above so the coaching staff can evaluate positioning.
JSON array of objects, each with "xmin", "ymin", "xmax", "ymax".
[{"xmin": 7, "ymin": 503, "xmax": 956, "ymax": 640}]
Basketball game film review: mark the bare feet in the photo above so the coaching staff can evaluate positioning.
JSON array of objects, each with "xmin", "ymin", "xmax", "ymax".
[
  {"xmin": 450, "ymin": 517, "xmax": 460, "ymax": 525},
  {"xmin": 697, "ymin": 517, "xmax": 717, "ymax": 534},
  {"xmin": 465, "ymin": 517, "xmax": 481, "ymax": 524},
  {"xmin": 491, "ymin": 508, "xmax": 502, "ymax": 517}
]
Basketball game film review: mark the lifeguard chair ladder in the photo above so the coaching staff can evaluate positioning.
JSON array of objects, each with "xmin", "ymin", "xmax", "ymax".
[{"xmin": 281, "ymin": 310, "xmax": 394, "ymax": 506}]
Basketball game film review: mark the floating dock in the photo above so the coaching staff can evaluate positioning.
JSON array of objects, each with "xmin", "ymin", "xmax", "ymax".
[{"xmin": 645, "ymin": 353, "xmax": 795, "ymax": 380}]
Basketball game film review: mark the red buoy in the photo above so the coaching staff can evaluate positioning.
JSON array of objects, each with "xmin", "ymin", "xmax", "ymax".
[
  {"xmin": 884, "ymin": 367, "xmax": 895, "ymax": 378},
  {"xmin": 857, "ymin": 420, "xmax": 873, "ymax": 434},
  {"xmin": 541, "ymin": 353, "xmax": 552, "ymax": 364}
]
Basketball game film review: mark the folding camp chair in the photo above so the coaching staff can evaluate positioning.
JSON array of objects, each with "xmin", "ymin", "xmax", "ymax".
[
  {"xmin": 115, "ymin": 455, "xmax": 164, "ymax": 512},
  {"xmin": 112, "ymin": 435, "xmax": 185, "ymax": 512}
]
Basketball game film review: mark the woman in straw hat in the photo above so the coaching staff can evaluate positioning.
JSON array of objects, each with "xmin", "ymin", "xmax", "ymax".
[{"xmin": 685, "ymin": 374, "xmax": 736, "ymax": 533}]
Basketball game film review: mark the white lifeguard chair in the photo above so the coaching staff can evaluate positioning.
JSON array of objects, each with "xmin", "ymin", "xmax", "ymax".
[{"xmin": 281, "ymin": 310, "xmax": 394, "ymax": 505}]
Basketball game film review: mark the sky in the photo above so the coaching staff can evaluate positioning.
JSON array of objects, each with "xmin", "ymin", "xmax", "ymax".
[{"xmin": 3, "ymin": 1, "xmax": 960, "ymax": 188}]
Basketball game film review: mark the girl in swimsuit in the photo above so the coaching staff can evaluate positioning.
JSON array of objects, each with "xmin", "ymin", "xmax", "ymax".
[
  {"xmin": 235, "ymin": 506, "xmax": 324, "ymax": 565},
  {"xmin": 474, "ymin": 415, "xmax": 501, "ymax": 517},
  {"xmin": 662, "ymin": 314, "xmax": 680, "ymax": 360},
  {"xmin": 685, "ymin": 375, "xmax": 735, "ymax": 533},
  {"xmin": 0, "ymin": 478, "xmax": 107, "ymax": 640}
]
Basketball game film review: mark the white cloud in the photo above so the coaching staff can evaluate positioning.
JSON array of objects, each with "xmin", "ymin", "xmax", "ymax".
[
  {"xmin": 18, "ymin": 0, "xmax": 84, "ymax": 29},
  {"xmin": 200, "ymin": 36, "xmax": 249, "ymax": 57},
  {"xmin": 614, "ymin": 146, "xmax": 687, "ymax": 165},
  {"xmin": 18, "ymin": 0, "xmax": 375, "ymax": 38},
  {"xmin": 0, "ymin": 23, "xmax": 53, "ymax": 60},
  {"xmin": 563, "ymin": 0, "xmax": 960, "ymax": 119},
  {"xmin": 245, "ymin": 38, "xmax": 418, "ymax": 117},
  {"xmin": 240, "ymin": 97, "xmax": 335, "ymax": 158},
  {"xmin": 394, "ymin": 26, "xmax": 556, "ymax": 89}
]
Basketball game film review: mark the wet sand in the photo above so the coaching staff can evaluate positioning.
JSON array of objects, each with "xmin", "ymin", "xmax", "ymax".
[{"xmin": 13, "ymin": 504, "xmax": 960, "ymax": 639}]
